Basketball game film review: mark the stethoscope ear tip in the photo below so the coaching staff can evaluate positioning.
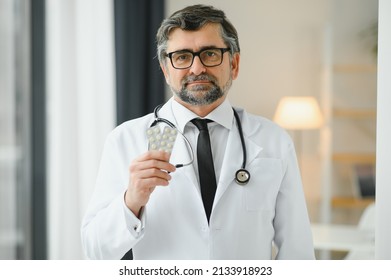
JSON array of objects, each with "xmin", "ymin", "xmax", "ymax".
[{"xmin": 235, "ymin": 169, "xmax": 250, "ymax": 185}]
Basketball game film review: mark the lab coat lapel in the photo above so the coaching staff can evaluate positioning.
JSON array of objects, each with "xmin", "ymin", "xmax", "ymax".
[{"xmin": 213, "ymin": 111, "xmax": 263, "ymax": 207}]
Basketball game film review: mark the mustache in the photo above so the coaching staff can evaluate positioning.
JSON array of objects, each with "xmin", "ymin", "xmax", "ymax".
[{"xmin": 182, "ymin": 74, "xmax": 217, "ymax": 86}]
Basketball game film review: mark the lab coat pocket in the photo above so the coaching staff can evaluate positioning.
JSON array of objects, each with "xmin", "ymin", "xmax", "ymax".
[{"xmin": 244, "ymin": 158, "xmax": 283, "ymax": 212}]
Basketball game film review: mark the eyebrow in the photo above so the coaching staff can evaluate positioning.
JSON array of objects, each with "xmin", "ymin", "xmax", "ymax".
[{"xmin": 169, "ymin": 45, "xmax": 222, "ymax": 53}]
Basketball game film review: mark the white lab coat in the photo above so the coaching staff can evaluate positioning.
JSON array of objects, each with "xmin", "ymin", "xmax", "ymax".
[{"xmin": 81, "ymin": 99, "xmax": 315, "ymax": 260}]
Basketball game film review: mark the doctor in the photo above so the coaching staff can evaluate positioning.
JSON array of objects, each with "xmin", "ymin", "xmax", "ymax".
[{"xmin": 81, "ymin": 4, "xmax": 315, "ymax": 260}]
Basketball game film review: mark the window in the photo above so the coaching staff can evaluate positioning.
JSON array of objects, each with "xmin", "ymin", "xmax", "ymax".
[{"xmin": 0, "ymin": 0, "xmax": 32, "ymax": 259}]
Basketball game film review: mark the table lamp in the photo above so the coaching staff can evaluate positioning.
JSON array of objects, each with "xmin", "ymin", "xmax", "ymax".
[{"xmin": 274, "ymin": 96, "xmax": 323, "ymax": 130}]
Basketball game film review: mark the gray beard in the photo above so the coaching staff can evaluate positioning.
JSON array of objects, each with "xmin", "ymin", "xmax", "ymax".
[{"xmin": 171, "ymin": 74, "xmax": 232, "ymax": 106}]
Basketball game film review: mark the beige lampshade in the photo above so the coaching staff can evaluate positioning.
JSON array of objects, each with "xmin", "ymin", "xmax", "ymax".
[{"xmin": 274, "ymin": 96, "xmax": 323, "ymax": 129}]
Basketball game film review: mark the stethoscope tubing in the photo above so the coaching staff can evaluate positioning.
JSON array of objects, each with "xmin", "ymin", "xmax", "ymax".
[
  {"xmin": 151, "ymin": 104, "xmax": 250, "ymax": 184},
  {"xmin": 232, "ymin": 108, "xmax": 247, "ymax": 170}
]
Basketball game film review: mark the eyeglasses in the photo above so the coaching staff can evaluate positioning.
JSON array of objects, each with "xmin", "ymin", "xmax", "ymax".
[{"xmin": 165, "ymin": 48, "xmax": 231, "ymax": 69}]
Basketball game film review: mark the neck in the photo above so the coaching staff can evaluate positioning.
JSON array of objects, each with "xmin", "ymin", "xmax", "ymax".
[{"xmin": 173, "ymin": 96, "xmax": 225, "ymax": 117}]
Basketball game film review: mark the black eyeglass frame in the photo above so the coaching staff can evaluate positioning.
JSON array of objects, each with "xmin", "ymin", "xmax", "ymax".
[{"xmin": 165, "ymin": 47, "xmax": 231, "ymax": 69}]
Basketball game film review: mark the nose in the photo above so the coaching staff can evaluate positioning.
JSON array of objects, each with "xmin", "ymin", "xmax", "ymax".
[{"xmin": 189, "ymin": 55, "xmax": 206, "ymax": 76}]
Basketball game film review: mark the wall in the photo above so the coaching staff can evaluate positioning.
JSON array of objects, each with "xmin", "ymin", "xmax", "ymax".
[
  {"xmin": 376, "ymin": 0, "xmax": 391, "ymax": 260},
  {"xmin": 166, "ymin": 0, "xmax": 329, "ymax": 118}
]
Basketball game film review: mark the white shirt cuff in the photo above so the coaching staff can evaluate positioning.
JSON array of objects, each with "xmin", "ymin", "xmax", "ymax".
[{"xmin": 122, "ymin": 197, "xmax": 146, "ymax": 238}]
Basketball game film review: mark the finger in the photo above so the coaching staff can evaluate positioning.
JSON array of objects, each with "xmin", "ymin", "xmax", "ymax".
[
  {"xmin": 136, "ymin": 150, "xmax": 171, "ymax": 162},
  {"xmin": 132, "ymin": 160, "xmax": 176, "ymax": 173},
  {"xmin": 130, "ymin": 169, "xmax": 172, "ymax": 192},
  {"xmin": 131, "ymin": 152, "xmax": 176, "ymax": 173},
  {"xmin": 135, "ymin": 168, "xmax": 172, "ymax": 181}
]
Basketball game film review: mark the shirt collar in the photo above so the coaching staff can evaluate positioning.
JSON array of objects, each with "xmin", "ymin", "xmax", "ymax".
[{"xmin": 171, "ymin": 97, "xmax": 234, "ymax": 132}]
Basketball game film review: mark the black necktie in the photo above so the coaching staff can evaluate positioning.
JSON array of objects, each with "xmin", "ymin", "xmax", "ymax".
[{"xmin": 191, "ymin": 118, "xmax": 217, "ymax": 223}]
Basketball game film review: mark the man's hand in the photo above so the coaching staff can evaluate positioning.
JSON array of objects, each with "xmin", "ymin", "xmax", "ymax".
[{"xmin": 125, "ymin": 150, "xmax": 176, "ymax": 217}]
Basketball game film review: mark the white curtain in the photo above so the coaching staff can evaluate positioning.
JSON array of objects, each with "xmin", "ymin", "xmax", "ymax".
[{"xmin": 46, "ymin": 0, "xmax": 116, "ymax": 259}]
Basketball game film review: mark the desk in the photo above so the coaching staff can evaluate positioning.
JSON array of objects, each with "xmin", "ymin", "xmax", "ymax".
[{"xmin": 311, "ymin": 223, "xmax": 375, "ymax": 252}]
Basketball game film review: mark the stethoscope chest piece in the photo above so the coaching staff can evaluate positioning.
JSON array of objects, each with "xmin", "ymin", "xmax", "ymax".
[{"xmin": 235, "ymin": 168, "xmax": 250, "ymax": 185}]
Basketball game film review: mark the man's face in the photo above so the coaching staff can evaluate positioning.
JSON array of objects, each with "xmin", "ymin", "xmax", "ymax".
[{"xmin": 161, "ymin": 23, "xmax": 240, "ymax": 109}]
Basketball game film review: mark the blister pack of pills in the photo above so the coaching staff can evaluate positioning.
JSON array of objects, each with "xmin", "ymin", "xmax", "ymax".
[{"xmin": 146, "ymin": 126, "xmax": 178, "ymax": 153}]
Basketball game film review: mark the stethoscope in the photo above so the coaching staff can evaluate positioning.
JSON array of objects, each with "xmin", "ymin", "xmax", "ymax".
[{"xmin": 150, "ymin": 104, "xmax": 251, "ymax": 185}]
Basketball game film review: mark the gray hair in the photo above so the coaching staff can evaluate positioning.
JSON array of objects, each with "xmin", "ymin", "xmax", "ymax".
[{"xmin": 156, "ymin": 5, "xmax": 240, "ymax": 65}]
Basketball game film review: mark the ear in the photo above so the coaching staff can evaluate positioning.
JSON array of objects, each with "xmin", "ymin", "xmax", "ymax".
[
  {"xmin": 231, "ymin": 53, "xmax": 240, "ymax": 80},
  {"xmin": 160, "ymin": 63, "xmax": 170, "ymax": 84}
]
